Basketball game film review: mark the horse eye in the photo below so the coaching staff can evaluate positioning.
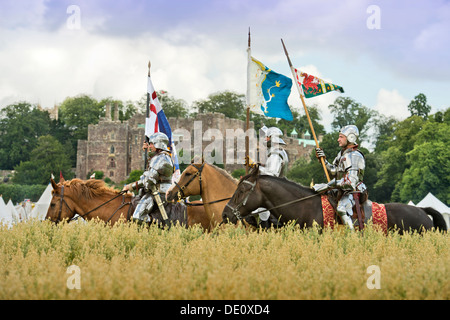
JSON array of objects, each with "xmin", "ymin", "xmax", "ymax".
[{"xmin": 50, "ymin": 203, "xmax": 55, "ymax": 207}]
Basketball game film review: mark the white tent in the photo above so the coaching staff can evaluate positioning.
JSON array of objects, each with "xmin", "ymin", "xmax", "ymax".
[
  {"xmin": 30, "ymin": 183, "xmax": 53, "ymax": 220},
  {"xmin": 0, "ymin": 196, "xmax": 13, "ymax": 228},
  {"xmin": 414, "ymin": 192, "xmax": 449, "ymax": 229},
  {"xmin": 6, "ymin": 199, "xmax": 20, "ymax": 224}
]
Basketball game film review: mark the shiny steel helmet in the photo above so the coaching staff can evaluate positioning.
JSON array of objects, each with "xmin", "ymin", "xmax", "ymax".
[
  {"xmin": 148, "ymin": 132, "xmax": 170, "ymax": 152},
  {"xmin": 265, "ymin": 127, "xmax": 286, "ymax": 146},
  {"xmin": 340, "ymin": 125, "xmax": 359, "ymax": 144}
]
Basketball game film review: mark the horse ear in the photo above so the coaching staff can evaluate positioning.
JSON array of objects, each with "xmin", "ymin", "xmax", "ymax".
[
  {"xmin": 51, "ymin": 178, "xmax": 58, "ymax": 190},
  {"xmin": 250, "ymin": 164, "xmax": 260, "ymax": 176},
  {"xmin": 60, "ymin": 177, "xmax": 65, "ymax": 183}
]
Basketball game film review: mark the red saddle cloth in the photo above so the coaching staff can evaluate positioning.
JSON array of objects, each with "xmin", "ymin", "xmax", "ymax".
[{"xmin": 321, "ymin": 195, "xmax": 387, "ymax": 234}]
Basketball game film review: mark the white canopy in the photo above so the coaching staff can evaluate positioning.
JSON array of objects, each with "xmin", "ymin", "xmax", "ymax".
[
  {"xmin": 416, "ymin": 192, "xmax": 449, "ymax": 213},
  {"xmin": 0, "ymin": 196, "xmax": 13, "ymax": 228},
  {"xmin": 30, "ymin": 183, "xmax": 53, "ymax": 221}
]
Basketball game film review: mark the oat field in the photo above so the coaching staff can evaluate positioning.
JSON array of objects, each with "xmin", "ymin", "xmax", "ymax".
[{"xmin": 0, "ymin": 219, "xmax": 448, "ymax": 300}]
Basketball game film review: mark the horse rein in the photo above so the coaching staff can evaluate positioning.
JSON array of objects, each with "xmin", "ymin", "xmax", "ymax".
[
  {"xmin": 225, "ymin": 180, "xmax": 257, "ymax": 220},
  {"xmin": 226, "ymin": 176, "xmax": 320, "ymax": 221},
  {"xmin": 173, "ymin": 163, "xmax": 231, "ymax": 206},
  {"xmin": 52, "ymin": 185, "xmax": 129, "ymax": 224},
  {"xmin": 174, "ymin": 163, "xmax": 205, "ymax": 200},
  {"xmin": 54, "ymin": 185, "xmax": 76, "ymax": 224}
]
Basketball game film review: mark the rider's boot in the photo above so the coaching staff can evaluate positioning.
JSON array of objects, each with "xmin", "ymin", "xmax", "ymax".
[{"xmin": 339, "ymin": 212, "xmax": 354, "ymax": 231}]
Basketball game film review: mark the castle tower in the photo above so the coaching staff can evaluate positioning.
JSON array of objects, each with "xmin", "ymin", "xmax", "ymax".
[
  {"xmin": 105, "ymin": 103, "xmax": 112, "ymax": 121},
  {"xmin": 114, "ymin": 103, "xmax": 119, "ymax": 122}
]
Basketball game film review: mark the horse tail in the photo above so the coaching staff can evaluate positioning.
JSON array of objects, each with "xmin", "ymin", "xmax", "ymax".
[{"xmin": 420, "ymin": 207, "xmax": 447, "ymax": 232}]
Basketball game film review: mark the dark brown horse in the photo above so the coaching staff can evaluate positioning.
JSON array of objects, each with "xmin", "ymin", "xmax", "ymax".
[
  {"xmin": 46, "ymin": 178, "xmax": 210, "ymax": 230},
  {"xmin": 222, "ymin": 167, "xmax": 447, "ymax": 234}
]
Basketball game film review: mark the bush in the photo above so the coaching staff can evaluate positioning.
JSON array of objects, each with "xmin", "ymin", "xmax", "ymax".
[{"xmin": 0, "ymin": 184, "xmax": 48, "ymax": 204}]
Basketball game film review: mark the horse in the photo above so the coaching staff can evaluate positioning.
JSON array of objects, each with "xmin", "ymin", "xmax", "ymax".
[
  {"xmin": 222, "ymin": 166, "xmax": 447, "ymax": 234},
  {"xmin": 166, "ymin": 162, "xmax": 238, "ymax": 230},
  {"xmin": 45, "ymin": 178, "xmax": 210, "ymax": 230}
]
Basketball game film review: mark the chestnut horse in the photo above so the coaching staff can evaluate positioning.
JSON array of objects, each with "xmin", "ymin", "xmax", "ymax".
[
  {"xmin": 45, "ymin": 178, "xmax": 210, "ymax": 230},
  {"xmin": 222, "ymin": 167, "xmax": 447, "ymax": 234},
  {"xmin": 166, "ymin": 162, "xmax": 238, "ymax": 230}
]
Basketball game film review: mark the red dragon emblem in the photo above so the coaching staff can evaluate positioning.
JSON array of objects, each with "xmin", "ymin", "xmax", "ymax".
[{"xmin": 301, "ymin": 72, "xmax": 319, "ymax": 93}]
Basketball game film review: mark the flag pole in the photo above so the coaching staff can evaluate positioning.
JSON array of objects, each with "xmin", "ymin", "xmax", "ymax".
[
  {"xmin": 245, "ymin": 28, "xmax": 251, "ymax": 174},
  {"xmin": 144, "ymin": 60, "xmax": 151, "ymax": 170},
  {"xmin": 281, "ymin": 39, "xmax": 330, "ymax": 182}
]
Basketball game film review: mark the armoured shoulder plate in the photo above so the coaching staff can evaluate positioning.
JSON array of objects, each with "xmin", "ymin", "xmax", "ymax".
[
  {"xmin": 144, "ymin": 151, "xmax": 174, "ymax": 187},
  {"xmin": 337, "ymin": 148, "xmax": 365, "ymax": 189}
]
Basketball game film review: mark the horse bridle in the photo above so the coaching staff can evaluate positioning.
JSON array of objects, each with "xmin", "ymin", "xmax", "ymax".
[
  {"xmin": 174, "ymin": 163, "xmax": 206, "ymax": 201},
  {"xmin": 225, "ymin": 179, "xmax": 257, "ymax": 221},
  {"xmin": 53, "ymin": 185, "xmax": 77, "ymax": 224},
  {"xmin": 225, "ymin": 175, "xmax": 322, "ymax": 221},
  {"xmin": 173, "ymin": 163, "xmax": 231, "ymax": 205},
  {"xmin": 52, "ymin": 185, "xmax": 129, "ymax": 224}
]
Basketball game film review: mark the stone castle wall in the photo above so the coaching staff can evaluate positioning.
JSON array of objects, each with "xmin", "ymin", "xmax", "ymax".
[{"xmin": 76, "ymin": 111, "xmax": 315, "ymax": 183}]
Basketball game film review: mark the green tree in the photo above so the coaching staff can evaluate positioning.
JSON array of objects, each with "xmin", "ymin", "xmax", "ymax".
[
  {"xmin": 373, "ymin": 115, "xmax": 427, "ymax": 203},
  {"xmin": 194, "ymin": 91, "xmax": 246, "ymax": 120},
  {"xmin": 98, "ymin": 98, "xmax": 137, "ymax": 121},
  {"xmin": 371, "ymin": 113, "xmax": 398, "ymax": 153},
  {"xmin": 297, "ymin": 105, "xmax": 325, "ymax": 136},
  {"xmin": 396, "ymin": 119, "xmax": 450, "ymax": 204},
  {"xmin": 135, "ymin": 91, "xmax": 189, "ymax": 118},
  {"xmin": 0, "ymin": 102, "xmax": 52, "ymax": 169},
  {"xmin": 158, "ymin": 91, "xmax": 189, "ymax": 118},
  {"xmin": 13, "ymin": 135, "xmax": 74, "ymax": 185},
  {"xmin": 328, "ymin": 96, "xmax": 374, "ymax": 143},
  {"xmin": 59, "ymin": 95, "xmax": 103, "ymax": 141},
  {"xmin": 407, "ymin": 93, "xmax": 431, "ymax": 119}
]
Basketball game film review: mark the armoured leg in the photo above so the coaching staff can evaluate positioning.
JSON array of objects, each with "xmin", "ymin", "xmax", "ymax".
[
  {"xmin": 254, "ymin": 208, "xmax": 270, "ymax": 229},
  {"xmin": 337, "ymin": 195, "xmax": 355, "ymax": 231},
  {"xmin": 132, "ymin": 193, "xmax": 154, "ymax": 224}
]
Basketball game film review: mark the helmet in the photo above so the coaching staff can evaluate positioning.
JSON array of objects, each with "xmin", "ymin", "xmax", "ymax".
[
  {"xmin": 148, "ymin": 132, "xmax": 170, "ymax": 152},
  {"xmin": 265, "ymin": 127, "xmax": 286, "ymax": 145},
  {"xmin": 340, "ymin": 125, "xmax": 359, "ymax": 144}
]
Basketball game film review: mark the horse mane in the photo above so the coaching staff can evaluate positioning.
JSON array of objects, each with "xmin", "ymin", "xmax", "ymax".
[
  {"xmin": 239, "ymin": 169, "xmax": 315, "ymax": 197},
  {"xmin": 63, "ymin": 178, "xmax": 120, "ymax": 199},
  {"xmin": 206, "ymin": 163, "xmax": 238, "ymax": 184},
  {"xmin": 261, "ymin": 175, "xmax": 316, "ymax": 196}
]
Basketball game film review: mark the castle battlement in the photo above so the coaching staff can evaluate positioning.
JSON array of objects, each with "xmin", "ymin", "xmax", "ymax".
[{"xmin": 76, "ymin": 112, "xmax": 315, "ymax": 182}]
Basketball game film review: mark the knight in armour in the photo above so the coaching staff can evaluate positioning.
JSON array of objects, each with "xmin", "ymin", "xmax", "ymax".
[
  {"xmin": 122, "ymin": 132, "xmax": 174, "ymax": 224},
  {"xmin": 313, "ymin": 125, "xmax": 366, "ymax": 230},
  {"xmin": 248, "ymin": 126, "xmax": 289, "ymax": 228}
]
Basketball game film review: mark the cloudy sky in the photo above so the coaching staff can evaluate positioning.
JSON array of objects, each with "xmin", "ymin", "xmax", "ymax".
[{"xmin": 0, "ymin": 0, "xmax": 449, "ymax": 130}]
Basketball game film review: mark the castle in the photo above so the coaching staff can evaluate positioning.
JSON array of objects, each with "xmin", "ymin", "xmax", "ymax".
[{"xmin": 76, "ymin": 104, "xmax": 318, "ymax": 183}]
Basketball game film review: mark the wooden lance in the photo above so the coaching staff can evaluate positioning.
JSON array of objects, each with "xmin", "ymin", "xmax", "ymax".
[
  {"xmin": 281, "ymin": 39, "xmax": 331, "ymax": 182},
  {"xmin": 144, "ymin": 61, "xmax": 151, "ymax": 170},
  {"xmin": 245, "ymin": 28, "xmax": 251, "ymax": 174}
]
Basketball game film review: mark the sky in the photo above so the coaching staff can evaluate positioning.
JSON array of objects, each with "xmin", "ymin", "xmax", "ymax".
[{"xmin": 0, "ymin": 0, "xmax": 449, "ymax": 132}]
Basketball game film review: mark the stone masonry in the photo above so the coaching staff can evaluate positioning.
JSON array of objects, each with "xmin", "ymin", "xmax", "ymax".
[{"xmin": 76, "ymin": 106, "xmax": 316, "ymax": 183}]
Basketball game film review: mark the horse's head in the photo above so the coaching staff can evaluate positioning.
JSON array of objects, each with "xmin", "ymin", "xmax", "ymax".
[
  {"xmin": 221, "ymin": 165, "xmax": 264, "ymax": 224},
  {"xmin": 166, "ymin": 162, "xmax": 205, "ymax": 202},
  {"xmin": 45, "ymin": 178, "xmax": 78, "ymax": 224}
]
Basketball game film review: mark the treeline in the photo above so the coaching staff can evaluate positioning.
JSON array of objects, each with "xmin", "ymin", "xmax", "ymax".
[{"xmin": 0, "ymin": 91, "xmax": 448, "ymax": 205}]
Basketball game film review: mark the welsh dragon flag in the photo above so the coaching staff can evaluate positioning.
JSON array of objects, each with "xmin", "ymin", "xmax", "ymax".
[{"xmin": 294, "ymin": 68, "xmax": 344, "ymax": 98}]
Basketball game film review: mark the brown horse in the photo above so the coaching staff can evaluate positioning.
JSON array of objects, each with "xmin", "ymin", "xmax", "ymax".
[
  {"xmin": 166, "ymin": 162, "xmax": 238, "ymax": 230},
  {"xmin": 222, "ymin": 167, "xmax": 447, "ymax": 234},
  {"xmin": 46, "ymin": 178, "xmax": 210, "ymax": 230}
]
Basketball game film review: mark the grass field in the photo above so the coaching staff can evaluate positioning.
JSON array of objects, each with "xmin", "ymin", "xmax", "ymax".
[{"xmin": 0, "ymin": 219, "xmax": 448, "ymax": 300}]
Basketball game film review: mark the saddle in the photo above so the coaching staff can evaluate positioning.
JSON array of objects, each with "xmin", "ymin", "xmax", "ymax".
[
  {"xmin": 130, "ymin": 193, "xmax": 188, "ymax": 227},
  {"xmin": 325, "ymin": 189, "xmax": 372, "ymax": 229}
]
